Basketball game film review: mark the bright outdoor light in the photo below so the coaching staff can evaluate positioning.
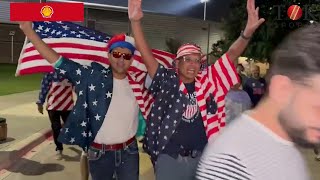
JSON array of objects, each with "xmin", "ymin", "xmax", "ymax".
[{"xmin": 200, "ymin": 0, "xmax": 210, "ymax": 3}]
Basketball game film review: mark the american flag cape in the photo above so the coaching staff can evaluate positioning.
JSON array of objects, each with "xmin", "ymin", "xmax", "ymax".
[{"xmin": 15, "ymin": 21, "xmax": 176, "ymax": 119}]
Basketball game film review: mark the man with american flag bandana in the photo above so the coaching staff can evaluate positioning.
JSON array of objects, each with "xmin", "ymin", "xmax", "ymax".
[
  {"xmin": 129, "ymin": 0, "xmax": 265, "ymax": 179},
  {"xmin": 18, "ymin": 21, "xmax": 154, "ymax": 180}
]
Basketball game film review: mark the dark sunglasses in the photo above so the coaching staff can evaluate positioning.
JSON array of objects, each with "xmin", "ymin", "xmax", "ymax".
[{"xmin": 112, "ymin": 51, "xmax": 133, "ymax": 60}]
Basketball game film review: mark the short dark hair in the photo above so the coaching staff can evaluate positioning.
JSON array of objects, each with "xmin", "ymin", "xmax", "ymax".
[{"xmin": 265, "ymin": 24, "xmax": 320, "ymax": 85}]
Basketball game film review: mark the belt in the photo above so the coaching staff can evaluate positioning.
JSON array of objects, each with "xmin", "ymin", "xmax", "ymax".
[{"xmin": 91, "ymin": 137, "xmax": 136, "ymax": 151}]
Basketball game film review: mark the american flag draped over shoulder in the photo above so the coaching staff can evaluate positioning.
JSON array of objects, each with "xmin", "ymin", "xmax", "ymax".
[
  {"xmin": 16, "ymin": 21, "xmax": 176, "ymax": 119},
  {"xmin": 16, "ymin": 21, "xmax": 175, "ymax": 75}
]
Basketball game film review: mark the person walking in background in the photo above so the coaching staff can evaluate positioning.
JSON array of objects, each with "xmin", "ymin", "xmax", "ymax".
[
  {"xmin": 243, "ymin": 65, "xmax": 266, "ymax": 107},
  {"xmin": 36, "ymin": 70, "xmax": 74, "ymax": 160},
  {"xmin": 225, "ymin": 76, "xmax": 252, "ymax": 125},
  {"xmin": 236, "ymin": 64, "xmax": 247, "ymax": 85}
]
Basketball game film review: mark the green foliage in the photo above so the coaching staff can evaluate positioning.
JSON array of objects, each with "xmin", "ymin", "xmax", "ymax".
[
  {"xmin": 0, "ymin": 64, "xmax": 42, "ymax": 96},
  {"xmin": 211, "ymin": 0, "xmax": 320, "ymax": 62}
]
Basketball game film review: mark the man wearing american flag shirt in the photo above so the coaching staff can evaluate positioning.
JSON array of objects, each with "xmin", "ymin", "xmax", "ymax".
[
  {"xmin": 129, "ymin": 0, "xmax": 265, "ymax": 179},
  {"xmin": 36, "ymin": 70, "xmax": 74, "ymax": 160},
  {"xmin": 18, "ymin": 21, "xmax": 152, "ymax": 180}
]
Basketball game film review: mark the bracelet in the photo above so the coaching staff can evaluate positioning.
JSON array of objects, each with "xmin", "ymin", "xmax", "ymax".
[{"xmin": 240, "ymin": 30, "xmax": 251, "ymax": 40}]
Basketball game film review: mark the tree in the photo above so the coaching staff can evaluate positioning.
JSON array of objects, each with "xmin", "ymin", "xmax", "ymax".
[
  {"xmin": 212, "ymin": 0, "xmax": 319, "ymax": 63},
  {"xmin": 165, "ymin": 37, "xmax": 182, "ymax": 54},
  {"xmin": 211, "ymin": 40, "xmax": 224, "ymax": 57}
]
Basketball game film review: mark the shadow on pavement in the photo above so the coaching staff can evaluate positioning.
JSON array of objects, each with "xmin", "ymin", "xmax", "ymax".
[
  {"xmin": 61, "ymin": 146, "xmax": 82, "ymax": 162},
  {"xmin": 7, "ymin": 159, "xmax": 64, "ymax": 176},
  {"xmin": 0, "ymin": 150, "xmax": 64, "ymax": 176},
  {"xmin": 0, "ymin": 137, "xmax": 16, "ymax": 145}
]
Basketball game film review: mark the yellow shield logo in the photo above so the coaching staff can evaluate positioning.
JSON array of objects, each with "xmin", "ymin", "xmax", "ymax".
[{"xmin": 40, "ymin": 5, "xmax": 54, "ymax": 18}]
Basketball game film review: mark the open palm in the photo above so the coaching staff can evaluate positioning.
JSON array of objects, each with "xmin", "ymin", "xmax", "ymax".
[
  {"xmin": 19, "ymin": 21, "xmax": 32, "ymax": 31},
  {"xmin": 245, "ymin": 0, "xmax": 265, "ymax": 34},
  {"xmin": 128, "ymin": 0, "xmax": 143, "ymax": 21}
]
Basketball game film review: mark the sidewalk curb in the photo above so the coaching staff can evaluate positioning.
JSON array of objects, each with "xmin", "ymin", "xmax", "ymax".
[{"xmin": 0, "ymin": 128, "xmax": 52, "ymax": 171}]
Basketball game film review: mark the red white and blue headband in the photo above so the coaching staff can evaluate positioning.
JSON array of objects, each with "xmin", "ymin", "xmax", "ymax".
[{"xmin": 107, "ymin": 34, "xmax": 136, "ymax": 54}]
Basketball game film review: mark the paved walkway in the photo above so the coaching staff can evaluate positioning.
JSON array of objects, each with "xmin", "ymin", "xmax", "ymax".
[
  {"xmin": 0, "ymin": 139, "xmax": 155, "ymax": 180},
  {"xmin": 0, "ymin": 91, "xmax": 319, "ymax": 180},
  {"xmin": 0, "ymin": 91, "xmax": 50, "ymax": 151},
  {"xmin": 1, "ymin": 138, "xmax": 320, "ymax": 180}
]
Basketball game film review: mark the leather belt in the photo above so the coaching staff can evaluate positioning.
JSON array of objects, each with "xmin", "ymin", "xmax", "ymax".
[{"xmin": 91, "ymin": 137, "xmax": 136, "ymax": 151}]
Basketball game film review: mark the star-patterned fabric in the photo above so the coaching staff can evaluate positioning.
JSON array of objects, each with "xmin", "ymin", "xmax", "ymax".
[
  {"xmin": 55, "ymin": 56, "xmax": 149, "ymax": 151},
  {"xmin": 143, "ymin": 53, "xmax": 239, "ymax": 162}
]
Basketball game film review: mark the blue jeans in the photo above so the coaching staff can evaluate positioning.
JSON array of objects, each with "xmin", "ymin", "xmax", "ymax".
[
  {"xmin": 88, "ymin": 140, "xmax": 139, "ymax": 180},
  {"xmin": 155, "ymin": 154, "xmax": 201, "ymax": 180}
]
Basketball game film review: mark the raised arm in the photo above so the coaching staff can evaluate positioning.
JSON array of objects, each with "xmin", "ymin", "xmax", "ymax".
[
  {"xmin": 19, "ymin": 21, "xmax": 60, "ymax": 64},
  {"xmin": 128, "ymin": 0, "xmax": 159, "ymax": 78},
  {"xmin": 227, "ymin": 0, "xmax": 265, "ymax": 63}
]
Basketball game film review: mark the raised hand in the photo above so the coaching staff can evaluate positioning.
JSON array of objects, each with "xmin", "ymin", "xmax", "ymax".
[
  {"xmin": 128, "ymin": 0, "xmax": 143, "ymax": 21},
  {"xmin": 244, "ymin": 0, "xmax": 265, "ymax": 36},
  {"xmin": 18, "ymin": 21, "xmax": 33, "ymax": 32},
  {"xmin": 18, "ymin": 21, "xmax": 60, "ymax": 64}
]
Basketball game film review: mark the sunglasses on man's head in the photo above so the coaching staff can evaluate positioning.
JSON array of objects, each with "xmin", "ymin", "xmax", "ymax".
[{"xmin": 112, "ymin": 51, "xmax": 133, "ymax": 60}]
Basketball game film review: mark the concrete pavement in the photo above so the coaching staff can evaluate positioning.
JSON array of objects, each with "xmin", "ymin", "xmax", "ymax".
[
  {"xmin": 0, "ymin": 91, "xmax": 319, "ymax": 179},
  {"xmin": 1, "ymin": 137, "xmax": 320, "ymax": 180},
  {"xmin": 0, "ymin": 90, "xmax": 155, "ymax": 179},
  {"xmin": 0, "ymin": 139, "xmax": 155, "ymax": 180},
  {"xmin": 0, "ymin": 91, "xmax": 52, "ymax": 170},
  {"xmin": 0, "ymin": 91, "xmax": 50, "ymax": 150}
]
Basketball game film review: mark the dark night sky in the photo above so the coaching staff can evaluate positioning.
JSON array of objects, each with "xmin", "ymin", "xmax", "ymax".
[{"xmin": 66, "ymin": 0, "xmax": 235, "ymax": 21}]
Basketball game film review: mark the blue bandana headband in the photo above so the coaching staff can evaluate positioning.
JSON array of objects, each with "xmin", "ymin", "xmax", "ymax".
[{"xmin": 109, "ymin": 41, "xmax": 136, "ymax": 55}]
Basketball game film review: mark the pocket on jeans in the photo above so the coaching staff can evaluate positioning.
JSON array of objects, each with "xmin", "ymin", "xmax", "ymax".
[
  {"xmin": 125, "ymin": 141, "xmax": 139, "ymax": 155},
  {"xmin": 87, "ymin": 147, "xmax": 102, "ymax": 161}
]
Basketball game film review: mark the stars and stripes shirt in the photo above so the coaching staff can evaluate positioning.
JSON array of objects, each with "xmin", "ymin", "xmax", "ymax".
[
  {"xmin": 56, "ymin": 56, "xmax": 155, "ymax": 150},
  {"xmin": 37, "ymin": 71, "xmax": 74, "ymax": 111},
  {"xmin": 143, "ymin": 53, "xmax": 239, "ymax": 161}
]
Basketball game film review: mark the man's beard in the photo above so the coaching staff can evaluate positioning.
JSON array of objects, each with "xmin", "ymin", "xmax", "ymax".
[{"xmin": 278, "ymin": 111, "xmax": 316, "ymax": 149}]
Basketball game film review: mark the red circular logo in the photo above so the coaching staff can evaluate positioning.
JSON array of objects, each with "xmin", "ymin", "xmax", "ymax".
[{"xmin": 287, "ymin": 5, "xmax": 303, "ymax": 20}]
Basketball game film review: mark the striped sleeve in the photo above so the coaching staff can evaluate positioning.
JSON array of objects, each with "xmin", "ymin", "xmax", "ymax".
[
  {"xmin": 196, "ymin": 153, "xmax": 252, "ymax": 180},
  {"xmin": 209, "ymin": 53, "xmax": 239, "ymax": 95}
]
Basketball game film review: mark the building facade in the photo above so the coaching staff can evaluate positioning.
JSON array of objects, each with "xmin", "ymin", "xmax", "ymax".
[{"xmin": 0, "ymin": 0, "xmax": 223, "ymax": 64}]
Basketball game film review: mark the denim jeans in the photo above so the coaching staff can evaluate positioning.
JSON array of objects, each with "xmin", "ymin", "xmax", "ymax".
[
  {"xmin": 88, "ymin": 140, "xmax": 139, "ymax": 180},
  {"xmin": 155, "ymin": 154, "xmax": 201, "ymax": 180}
]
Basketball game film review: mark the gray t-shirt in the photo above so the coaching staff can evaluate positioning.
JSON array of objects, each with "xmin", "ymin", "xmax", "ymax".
[{"xmin": 196, "ymin": 113, "xmax": 310, "ymax": 180}]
